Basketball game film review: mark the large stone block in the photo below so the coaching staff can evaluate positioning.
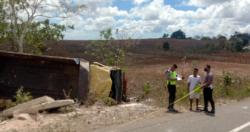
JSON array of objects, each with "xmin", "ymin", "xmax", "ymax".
[{"xmin": 1, "ymin": 96, "xmax": 54, "ymax": 117}]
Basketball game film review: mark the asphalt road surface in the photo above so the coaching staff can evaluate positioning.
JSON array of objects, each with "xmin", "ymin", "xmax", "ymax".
[{"xmin": 95, "ymin": 98, "xmax": 250, "ymax": 132}]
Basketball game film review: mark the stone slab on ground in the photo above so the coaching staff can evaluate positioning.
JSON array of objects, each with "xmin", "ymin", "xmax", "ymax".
[
  {"xmin": 38, "ymin": 99, "xmax": 74, "ymax": 111},
  {"xmin": 14, "ymin": 113, "xmax": 33, "ymax": 121},
  {"xmin": 1, "ymin": 96, "xmax": 55, "ymax": 117}
]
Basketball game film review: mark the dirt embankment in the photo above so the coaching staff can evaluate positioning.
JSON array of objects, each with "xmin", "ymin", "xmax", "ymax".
[{"xmin": 0, "ymin": 102, "xmax": 164, "ymax": 132}]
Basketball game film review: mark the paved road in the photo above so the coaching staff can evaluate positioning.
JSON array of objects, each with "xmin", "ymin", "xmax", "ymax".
[{"xmin": 94, "ymin": 99, "xmax": 250, "ymax": 132}]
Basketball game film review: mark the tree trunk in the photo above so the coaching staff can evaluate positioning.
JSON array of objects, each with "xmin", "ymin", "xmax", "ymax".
[{"xmin": 17, "ymin": 37, "xmax": 24, "ymax": 53}]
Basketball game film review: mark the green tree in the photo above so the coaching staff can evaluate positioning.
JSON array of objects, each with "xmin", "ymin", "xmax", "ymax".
[
  {"xmin": 204, "ymin": 43, "xmax": 217, "ymax": 52},
  {"xmin": 0, "ymin": 0, "xmax": 7, "ymax": 42},
  {"xmin": 217, "ymin": 35, "xmax": 228, "ymax": 50},
  {"xmin": 229, "ymin": 37, "xmax": 244, "ymax": 52},
  {"xmin": 100, "ymin": 28, "xmax": 113, "ymax": 40},
  {"xmin": 231, "ymin": 32, "xmax": 250, "ymax": 47},
  {"xmin": 86, "ymin": 28, "xmax": 125, "ymax": 66},
  {"xmin": 162, "ymin": 33, "xmax": 169, "ymax": 38},
  {"xmin": 0, "ymin": 0, "xmax": 84, "ymax": 53},
  {"xmin": 170, "ymin": 30, "xmax": 186, "ymax": 39},
  {"xmin": 226, "ymin": 32, "xmax": 250, "ymax": 52},
  {"xmin": 201, "ymin": 36, "xmax": 212, "ymax": 41},
  {"xmin": 163, "ymin": 41, "xmax": 170, "ymax": 51},
  {"xmin": 24, "ymin": 19, "xmax": 71, "ymax": 54}
]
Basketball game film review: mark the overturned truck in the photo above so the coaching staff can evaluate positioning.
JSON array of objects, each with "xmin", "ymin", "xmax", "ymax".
[
  {"xmin": 0, "ymin": 51, "xmax": 89, "ymax": 101},
  {"xmin": 0, "ymin": 51, "xmax": 124, "ymax": 103}
]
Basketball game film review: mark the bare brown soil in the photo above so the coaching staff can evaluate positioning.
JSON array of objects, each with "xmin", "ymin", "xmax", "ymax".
[{"xmin": 125, "ymin": 53, "xmax": 250, "ymax": 107}]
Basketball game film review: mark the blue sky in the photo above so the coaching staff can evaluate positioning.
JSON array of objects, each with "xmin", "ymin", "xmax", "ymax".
[
  {"xmin": 62, "ymin": 0, "xmax": 250, "ymax": 40},
  {"xmin": 113, "ymin": 0, "xmax": 197, "ymax": 11}
]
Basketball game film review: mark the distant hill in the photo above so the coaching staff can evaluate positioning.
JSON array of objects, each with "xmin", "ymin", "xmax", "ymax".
[
  {"xmin": 45, "ymin": 38, "xmax": 213, "ymax": 57},
  {"xmin": 1, "ymin": 38, "xmax": 250, "ymax": 64}
]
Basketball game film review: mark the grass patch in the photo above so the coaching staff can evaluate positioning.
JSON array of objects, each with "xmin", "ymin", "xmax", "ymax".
[
  {"xmin": 6, "ymin": 87, "xmax": 33, "ymax": 108},
  {"xmin": 128, "ymin": 68, "xmax": 250, "ymax": 108}
]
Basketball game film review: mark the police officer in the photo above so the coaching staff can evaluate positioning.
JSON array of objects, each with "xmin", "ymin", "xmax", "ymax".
[
  {"xmin": 202, "ymin": 65, "xmax": 215, "ymax": 114},
  {"xmin": 165, "ymin": 64, "xmax": 178, "ymax": 112}
]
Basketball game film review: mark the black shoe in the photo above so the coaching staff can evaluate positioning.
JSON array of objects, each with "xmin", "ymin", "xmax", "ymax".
[
  {"xmin": 168, "ymin": 108, "xmax": 179, "ymax": 113},
  {"xmin": 203, "ymin": 109, "xmax": 209, "ymax": 113},
  {"xmin": 168, "ymin": 108, "xmax": 173, "ymax": 112},
  {"xmin": 209, "ymin": 110, "xmax": 215, "ymax": 114}
]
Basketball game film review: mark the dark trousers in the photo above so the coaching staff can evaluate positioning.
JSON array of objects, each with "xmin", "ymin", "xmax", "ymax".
[
  {"xmin": 203, "ymin": 88, "xmax": 215, "ymax": 111},
  {"xmin": 168, "ymin": 84, "xmax": 176, "ymax": 109}
]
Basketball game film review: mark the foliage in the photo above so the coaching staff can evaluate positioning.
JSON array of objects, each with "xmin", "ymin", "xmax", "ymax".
[
  {"xmin": 0, "ymin": 0, "xmax": 81, "ymax": 53},
  {"xmin": 85, "ymin": 28, "xmax": 126, "ymax": 66},
  {"xmin": 162, "ymin": 33, "xmax": 169, "ymax": 38},
  {"xmin": 100, "ymin": 28, "xmax": 113, "ymax": 40},
  {"xmin": 14, "ymin": 87, "xmax": 33, "ymax": 104},
  {"xmin": 226, "ymin": 32, "xmax": 250, "ymax": 52},
  {"xmin": 24, "ymin": 19, "xmax": 69, "ymax": 54},
  {"xmin": 101, "ymin": 97, "xmax": 117, "ymax": 106},
  {"xmin": 171, "ymin": 29, "xmax": 186, "ymax": 39},
  {"xmin": 232, "ymin": 32, "xmax": 250, "ymax": 46},
  {"xmin": 0, "ymin": 0, "xmax": 7, "ymax": 42},
  {"xmin": 204, "ymin": 43, "xmax": 220, "ymax": 53},
  {"xmin": 223, "ymin": 72, "xmax": 232, "ymax": 87},
  {"xmin": 185, "ymin": 33, "xmax": 250, "ymax": 53},
  {"xmin": 217, "ymin": 35, "xmax": 228, "ymax": 50},
  {"xmin": 85, "ymin": 92, "xmax": 117, "ymax": 106},
  {"xmin": 214, "ymin": 73, "xmax": 250, "ymax": 99},
  {"xmin": 222, "ymin": 71, "xmax": 232, "ymax": 96},
  {"xmin": 201, "ymin": 36, "xmax": 212, "ymax": 41},
  {"xmin": 229, "ymin": 37, "xmax": 244, "ymax": 52},
  {"xmin": 162, "ymin": 41, "xmax": 170, "ymax": 51},
  {"xmin": 7, "ymin": 87, "xmax": 33, "ymax": 108},
  {"xmin": 143, "ymin": 82, "xmax": 151, "ymax": 96},
  {"xmin": 187, "ymin": 32, "xmax": 250, "ymax": 53},
  {"xmin": 175, "ymin": 72, "xmax": 250, "ymax": 106}
]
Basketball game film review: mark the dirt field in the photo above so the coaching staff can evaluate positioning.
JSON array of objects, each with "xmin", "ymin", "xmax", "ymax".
[{"xmin": 125, "ymin": 53, "xmax": 250, "ymax": 108}]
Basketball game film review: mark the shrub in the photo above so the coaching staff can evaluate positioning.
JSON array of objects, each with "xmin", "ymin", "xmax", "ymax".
[
  {"xmin": 14, "ymin": 87, "xmax": 33, "ymax": 104},
  {"xmin": 163, "ymin": 42, "xmax": 170, "ymax": 51},
  {"xmin": 6, "ymin": 87, "xmax": 33, "ymax": 108},
  {"xmin": 102, "ymin": 97, "xmax": 117, "ymax": 106},
  {"xmin": 223, "ymin": 72, "xmax": 232, "ymax": 87},
  {"xmin": 222, "ymin": 72, "xmax": 232, "ymax": 96},
  {"xmin": 230, "ymin": 39, "xmax": 244, "ymax": 52},
  {"xmin": 143, "ymin": 82, "xmax": 151, "ymax": 96},
  {"xmin": 85, "ymin": 28, "xmax": 126, "ymax": 66},
  {"xmin": 187, "ymin": 43, "xmax": 222, "ymax": 54},
  {"xmin": 205, "ymin": 43, "xmax": 218, "ymax": 52},
  {"xmin": 162, "ymin": 33, "xmax": 169, "ymax": 38}
]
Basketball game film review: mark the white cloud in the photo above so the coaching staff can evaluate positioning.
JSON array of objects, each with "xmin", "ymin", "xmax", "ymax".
[
  {"xmin": 61, "ymin": 0, "xmax": 250, "ymax": 39},
  {"xmin": 133, "ymin": 0, "xmax": 151, "ymax": 5},
  {"xmin": 188, "ymin": 0, "xmax": 232, "ymax": 7},
  {"xmin": 131, "ymin": 0, "xmax": 164, "ymax": 20},
  {"xmin": 122, "ymin": 0, "xmax": 191, "ymax": 36},
  {"xmin": 96, "ymin": 7, "xmax": 128, "ymax": 17}
]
